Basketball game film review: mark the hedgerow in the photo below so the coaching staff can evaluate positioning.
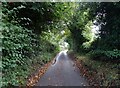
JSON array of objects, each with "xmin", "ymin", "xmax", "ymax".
[
  {"xmin": 89, "ymin": 49, "xmax": 120, "ymax": 61},
  {"xmin": 2, "ymin": 21, "xmax": 38, "ymax": 86},
  {"xmin": 1, "ymin": 19, "xmax": 59, "ymax": 87}
]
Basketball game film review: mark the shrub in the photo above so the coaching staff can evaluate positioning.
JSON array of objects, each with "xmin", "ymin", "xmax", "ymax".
[
  {"xmin": 1, "ymin": 21, "xmax": 38, "ymax": 86},
  {"xmin": 89, "ymin": 49, "xmax": 120, "ymax": 61}
]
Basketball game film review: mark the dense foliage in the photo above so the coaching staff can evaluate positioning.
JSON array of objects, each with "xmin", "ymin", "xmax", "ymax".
[
  {"xmin": 1, "ymin": 2, "xmax": 67, "ymax": 87},
  {"xmin": 89, "ymin": 49, "xmax": 120, "ymax": 61},
  {"xmin": 89, "ymin": 2, "xmax": 120, "ymax": 61},
  {"xmin": 2, "ymin": 2, "xmax": 72, "ymax": 34},
  {"xmin": 66, "ymin": 2, "xmax": 120, "ymax": 61},
  {"xmin": 1, "ymin": 1, "xmax": 120, "ymax": 87},
  {"xmin": 66, "ymin": 3, "xmax": 97, "ymax": 52},
  {"xmin": 2, "ymin": 21, "xmax": 35, "ymax": 86},
  {"xmin": 95, "ymin": 2, "xmax": 120, "ymax": 50}
]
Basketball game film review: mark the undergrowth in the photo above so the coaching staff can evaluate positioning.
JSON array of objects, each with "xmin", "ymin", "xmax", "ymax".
[
  {"xmin": 76, "ymin": 54, "xmax": 119, "ymax": 86},
  {"xmin": 1, "ymin": 21, "xmax": 58, "ymax": 87}
]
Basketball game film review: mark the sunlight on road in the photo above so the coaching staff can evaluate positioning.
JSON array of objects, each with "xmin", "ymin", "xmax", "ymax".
[
  {"xmin": 52, "ymin": 50, "xmax": 68, "ymax": 66},
  {"xmin": 56, "ymin": 50, "xmax": 68, "ymax": 60},
  {"xmin": 62, "ymin": 50, "xmax": 68, "ymax": 55}
]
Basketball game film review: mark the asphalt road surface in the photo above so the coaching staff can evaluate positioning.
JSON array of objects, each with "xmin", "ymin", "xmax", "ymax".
[{"xmin": 35, "ymin": 51, "xmax": 89, "ymax": 86}]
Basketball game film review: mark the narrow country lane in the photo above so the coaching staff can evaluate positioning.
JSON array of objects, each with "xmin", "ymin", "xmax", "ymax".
[{"xmin": 35, "ymin": 51, "xmax": 89, "ymax": 86}]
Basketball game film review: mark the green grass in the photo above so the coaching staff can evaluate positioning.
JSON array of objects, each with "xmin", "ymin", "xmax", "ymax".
[{"xmin": 76, "ymin": 54, "xmax": 119, "ymax": 86}]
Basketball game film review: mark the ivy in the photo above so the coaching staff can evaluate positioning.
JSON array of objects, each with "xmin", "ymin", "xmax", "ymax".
[
  {"xmin": 1, "ymin": 2, "xmax": 61, "ymax": 87},
  {"xmin": 2, "ymin": 21, "xmax": 35, "ymax": 86}
]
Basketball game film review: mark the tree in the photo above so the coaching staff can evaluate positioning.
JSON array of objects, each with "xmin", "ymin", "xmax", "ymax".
[
  {"xmin": 90, "ymin": 2, "xmax": 120, "ymax": 50},
  {"xmin": 66, "ymin": 2, "xmax": 97, "ymax": 52}
]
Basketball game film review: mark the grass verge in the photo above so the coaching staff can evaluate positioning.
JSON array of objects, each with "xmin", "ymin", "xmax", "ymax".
[{"xmin": 74, "ymin": 53, "xmax": 119, "ymax": 87}]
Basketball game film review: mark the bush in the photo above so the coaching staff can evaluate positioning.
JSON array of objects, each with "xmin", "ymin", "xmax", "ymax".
[
  {"xmin": 1, "ymin": 21, "xmax": 39, "ymax": 86},
  {"xmin": 89, "ymin": 49, "xmax": 120, "ymax": 61},
  {"xmin": 1, "ymin": 20, "xmax": 58, "ymax": 87}
]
